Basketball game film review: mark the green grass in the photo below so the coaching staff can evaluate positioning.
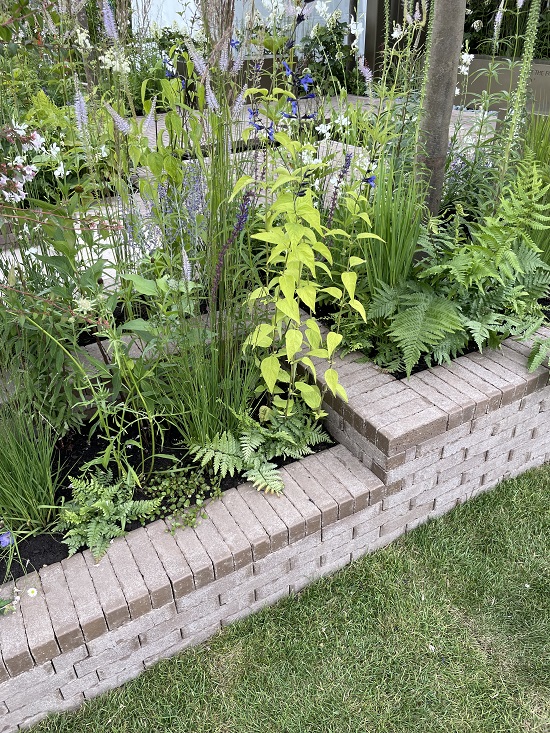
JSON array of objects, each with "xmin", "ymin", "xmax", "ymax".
[{"xmin": 35, "ymin": 466, "xmax": 550, "ymax": 733}]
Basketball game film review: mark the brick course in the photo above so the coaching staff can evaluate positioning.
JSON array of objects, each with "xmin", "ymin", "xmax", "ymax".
[{"xmin": 1, "ymin": 337, "xmax": 549, "ymax": 732}]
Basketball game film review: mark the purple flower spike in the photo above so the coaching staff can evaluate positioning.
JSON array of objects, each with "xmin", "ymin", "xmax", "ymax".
[
  {"xmin": 0, "ymin": 531, "xmax": 13, "ymax": 548},
  {"xmin": 105, "ymin": 103, "xmax": 131, "ymax": 135},
  {"xmin": 102, "ymin": 0, "xmax": 119, "ymax": 42},
  {"xmin": 73, "ymin": 78, "xmax": 88, "ymax": 139},
  {"xmin": 299, "ymin": 74, "xmax": 314, "ymax": 92}
]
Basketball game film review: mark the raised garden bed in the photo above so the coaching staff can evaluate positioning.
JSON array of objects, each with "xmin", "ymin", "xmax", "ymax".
[{"xmin": 1, "ymin": 333, "xmax": 550, "ymax": 733}]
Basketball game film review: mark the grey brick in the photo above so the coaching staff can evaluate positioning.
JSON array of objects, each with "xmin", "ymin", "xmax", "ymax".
[
  {"xmin": 106, "ymin": 537, "xmax": 152, "ymax": 619},
  {"xmin": 324, "ymin": 445, "xmax": 379, "ymax": 510},
  {"xmin": 283, "ymin": 460, "xmax": 339, "ymax": 527},
  {"xmin": 377, "ymin": 406, "xmax": 448, "ymax": 455},
  {"xmin": 262, "ymin": 489, "xmax": 306, "ymax": 543},
  {"xmin": 83, "ymin": 551, "xmax": 130, "ymax": 630},
  {"xmin": 204, "ymin": 499, "xmax": 253, "ymax": 570},
  {"xmin": 298, "ymin": 453, "xmax": 355, "ymax": 519},
  {"xmin": 39, "ymin": 564, "xmax": 84, "ymax": 653},
  {"xmin": 144, "ymin": 520, "xmax": 194, "ymax": 600},
  {"xmin": 61, "ymin": 553, "xmax": 107, "ymax": 643},
  {"xmin": 125, "ymin": 527, "xmax": 174, "ymax": 608},
  {"xmin": 278, "ymin": 467, "xmax": 322, "ymax": 535},
  {"xmin": 75, "ymin": 637, "xmax": 140, "ymax": 678},
  {"xmin": 236, "ymin": 482, "xmax": 289, "ymax": 552},
  {"xmin": 193, "ymin": 516, "xmax": 235, "ymax": 579},
  {"xmin": 221, "ymin": 488, "xmax": 271, "ymax": 561},
  {"xmin": 51, "ymin": 645, "xmax": 89, "ymax": 675},
  {"xmin": 17, "ymin": 574, "xmax": 60, "ymax": 666},
  {"xmin": 173, "ymin": 524, "xmax": 215, "ymax": 588}
]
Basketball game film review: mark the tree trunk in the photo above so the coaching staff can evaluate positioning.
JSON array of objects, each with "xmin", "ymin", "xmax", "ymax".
[{"xmin": 417, "ymin": 0, "xmax": 467, "ymax": 216}]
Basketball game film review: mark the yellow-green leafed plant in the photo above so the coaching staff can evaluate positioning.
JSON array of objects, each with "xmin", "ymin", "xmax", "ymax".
[{"xmin": 243, "ymin": 135, "xmax": 368, "ymax": 416}]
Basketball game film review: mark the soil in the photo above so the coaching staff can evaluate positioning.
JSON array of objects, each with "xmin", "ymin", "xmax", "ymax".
[{"xmin": 1, "ymin": 423, "xmax": 333, "ymax": 584}]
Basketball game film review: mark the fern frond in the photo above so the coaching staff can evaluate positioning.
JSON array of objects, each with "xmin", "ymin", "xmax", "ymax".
[{"xmin": 244, "ymin": 462, "xmax": 284, "ymax": 494}]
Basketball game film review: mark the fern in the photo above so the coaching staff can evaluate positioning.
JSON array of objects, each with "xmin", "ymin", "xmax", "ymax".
[
  {"xmin": 388, "ymin": 290, "xmax": 463, "ymax": 376},
  {"xmin": 54, "ymin": 470, "xmax": 160, "ymax": 560},
  {"xmin": 190, "ymin": 405, "xmax": 330, "ymax": 494},
  {"xmin": 190, "ymin": 432, "xmax": 243, "ymax": 478},
  {"xmin": 244, "ymin": 462, "xmax": 285, "ymax": 494}
]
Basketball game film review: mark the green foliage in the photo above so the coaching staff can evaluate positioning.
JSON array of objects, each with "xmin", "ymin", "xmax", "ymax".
[
  {"xmin": 190, "ymin": 406, "xmax": 330, "ymax": 494},
  {"xmin": 54, "ymin": 470, "xmax": 160, "ymax": 560},
  {"xmin": 143, "ymin": 464, "xmax": 221, "ymax": 529},
  {"xmin": 0, "ymin": 400, "xmax": 59, "ymax": 536}
]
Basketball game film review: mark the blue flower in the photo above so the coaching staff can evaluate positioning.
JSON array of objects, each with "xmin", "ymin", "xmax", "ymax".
[
  {"xmin": 266, "ymin": 122, "xmax": 275, "ymax": 142},
  {"xmin": 364, "ymin": 175, "xmax": 376, "ymax": 188},
  {"xmin": 299, "ymin": 74, "xmax": 314, "ymax": 92},
  {"xmin": 0, "ymin": 532, "xmax": 13, "ymax": 548},
  {"xmin": 283, "ymin": 60, "xmax": 292, "ymax": 77},
  {"xmin": 230, "ymin": 39, "xmax": 241, "ymax": 49}
]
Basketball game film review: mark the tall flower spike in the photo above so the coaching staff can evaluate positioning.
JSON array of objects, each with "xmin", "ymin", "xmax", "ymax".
[
  {"xmin": 102, "ymin": 0, "xmax": 119, "ymax": 42},
  {"xmin": 143, "ymin": 96, "xmax": 157, "ymax": 136},
  {"xmin": 185, "ymin": 37, "xmax": 207, "ymax": 76},
  {"xmin": 74, "ymin": 77, "xmax": 89, "ymax": 141},
  {"xmin": 358, "ymin": 58, "xmax": 373, "ymax": 84},
  {"xmin": 494, "ymin": 0, "xmax": 505, "ymax": 46},
  {"xmin": 105, "ymin": 103, "xmax": 130, "ymax": 134},
  {"xmin": 204, "ymin": 79, "xmax": 220, "ymax": 112}
]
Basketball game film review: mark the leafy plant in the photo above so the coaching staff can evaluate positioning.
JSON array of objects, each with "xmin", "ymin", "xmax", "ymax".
[
  {"xmin": 190, "ymin": 405, "xmax": 330, "ymax": 494},
  {"xmin": 144, "ymin": 464, "xmax": 221, "ymax": 528},
  {"xmin": 54, "ymin": 469, "xmax": 160, "ymax": 560}
]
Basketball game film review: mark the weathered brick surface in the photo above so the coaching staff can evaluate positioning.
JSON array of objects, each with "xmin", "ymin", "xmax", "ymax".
[{"xmin": 2, "ymin": 338, "xmax": 549, "ymax": 732}]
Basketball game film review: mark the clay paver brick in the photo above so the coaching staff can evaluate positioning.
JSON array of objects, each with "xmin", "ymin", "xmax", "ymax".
[
  {"xmin": 83, "ymin": 551, "xmax": 130, "ymax": 630},
  {"xmin": 192, "ymin": 518, "xmax": 234, "ymax": 579},
  {"xmin": 344, "ymin": 370, "xmax": 395, "ymax": 401},
  {"xmin": 440, "ymin": 361, "xmax": 502, "ymax": 411},
  {"xmin": 237, "ymin": 482, "xmax": 289, "ymax": 552},
  {"xmin": 144, "ymin": 520, "xmax": 194, "ymax": 600},
  {"xmin": 106, "ymin": 537, "xmax": 152, "ymax": 619},
  {"xmin": 466, "ymin": 351, "xmax": 526, "ymax": 402},
  {"xmin": 173, "ymin": 525, "xmax": 215, "ymax": 588},
  {"xmin": 17, "ymin": 574, "xmax": 60, "ymax": 665},
  {"xmin": 326, "ymin": 446, "xmax": 381, "ymax": 510},
  {"xmin": 39, "ymin": 564, "xmax": 84, "ymax": 653},
  {"xmin": 377, "ymin": 407, "xmax": 448, "ymax": 454},
  {"xmin": 407, "ymin": 374, "xmax": 462, "ymax": 428},
  {"xmin": 300, "ymin": 452, "xmax": 355, "ymax": 519},
  {"xmin": 220, "ymin": 489, "xmax": 271, "ymax": 560},
  {"xmin": 489, "ymin": 346, "xmax": 542, "ymax": 393},
  {"xmin": 283, "ymin": 460, "xmax": 339, "ymax": 527},
  {"xmin": 350, "ymin": 381, "xmax": 410, "ymax": 432},
  {"xmin": 278, "ymin": 467, "xmax": 322, "ymax": 535},
  {"xmin": 61, "ymin": 553, "xmax": 107, "ymax": 642},
  {"xmin": 367, "ymin": 395, "xmax": 435, "ymax": 437},
  {"xmin": 408, "ymin": 369, "xmax": 476, "ymax": 424},
  {"xmin": 203, "ymin": 499, "xmax": 253, "ymax": 570},
  {"xmin": 125, "ymin": 527, "xmax": 174, "ymax": 608},
  {"xmin": 0, "ymin": 606, "xmax": 34, "ymax": 676},
  {"xmin": 262, "ymin": 490, "xmax": 306, "ymax": 544}
]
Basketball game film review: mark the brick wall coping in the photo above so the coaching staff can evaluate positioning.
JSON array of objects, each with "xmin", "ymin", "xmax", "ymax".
[{"xmin": 1, "ymin": 332, "xmax": 550, "ymax": 731}]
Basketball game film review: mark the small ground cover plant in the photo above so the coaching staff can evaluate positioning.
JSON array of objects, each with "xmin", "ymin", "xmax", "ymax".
[{"xmin": 0, "ymin": 0, "xmax": 548, "ymax": 579}]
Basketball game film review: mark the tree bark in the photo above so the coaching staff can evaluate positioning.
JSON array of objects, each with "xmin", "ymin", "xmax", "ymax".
[{"xmin": 417, "ymin": 0, "xmax": 467, "ymax": 216}]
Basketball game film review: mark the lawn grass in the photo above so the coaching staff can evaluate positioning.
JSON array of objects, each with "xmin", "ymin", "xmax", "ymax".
[{"xmin": 34, "ymin": 466, "xmax": 550, "ymax": 733}]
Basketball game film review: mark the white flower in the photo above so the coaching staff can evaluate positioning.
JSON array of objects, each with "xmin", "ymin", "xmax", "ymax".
[
  {"xmin": 472, "ymin": 19, "xmax": 483, "ymax": 31},
  {"xmin": 74, "ymin": 297, "xmax": 95, "ymax": 314},
  {"xmin": 99, "ymin": 48, "xmax": 131, "ymax": 75},
  {"xmin": 48, "ymin": 143, "xmax": 61, "ymax": 158},
  {"xmin": 428, "ymin": 643, "xmax": 436, "ymax": 653},
  {"xmin": 391, "ymin": 24, "xmax": 403, "ymax": 40},
  {"xmin": 455, "ymin": 86, "xmax": 461, "ymax": 96},
  {"xmin": 349, "ymin": 17, "xmax": 364, "ymax": 36},
  {"xmin": 315, "ymin": 123, "xmax": 331, "ymax": 138},
  {"xmin": 316, "ymin": 1, "xmax": 330, "ymax": 20},
  {"xmin": 98, "ymin": 144, "xmax": 108, "ymax": 158},
  {"xmin": 27, "ymin": 588, "xmax": 38, "ymax": 598},
  {"xmin": 334, "ymin": 114, "xmax": 350, "ymax": 128},
  {"xmin": 53, "ymin": 162, "xmax": 69, "ymax": 178}
]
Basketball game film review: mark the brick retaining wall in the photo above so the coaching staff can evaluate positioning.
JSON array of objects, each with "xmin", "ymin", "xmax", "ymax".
[{"xmin": 1, "ymin": 335, "xmax": 549, "ymax": 732}]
